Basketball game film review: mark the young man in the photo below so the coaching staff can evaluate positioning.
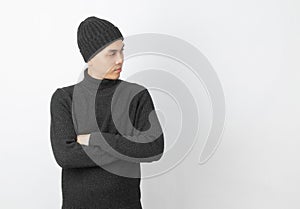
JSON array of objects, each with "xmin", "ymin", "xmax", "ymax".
[{"xmin": 50, "ymin": 16, "xmax": 164, "ymax": 209}]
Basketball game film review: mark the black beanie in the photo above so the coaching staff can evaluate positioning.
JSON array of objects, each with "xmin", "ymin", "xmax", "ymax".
[{"xmin": 77, "ymin": 16, "xmax": 124, "ymax": 63}]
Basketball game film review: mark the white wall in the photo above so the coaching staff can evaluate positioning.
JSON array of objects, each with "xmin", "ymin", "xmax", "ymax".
[{"xmin": 0, "ymin": 0, "xmax": 299, "ymax": 208}]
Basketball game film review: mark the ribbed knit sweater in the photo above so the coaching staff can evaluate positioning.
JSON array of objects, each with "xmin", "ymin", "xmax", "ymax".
[{"xmin": 50, "ymin": 68, "xmax": 164, "ymax": 209}]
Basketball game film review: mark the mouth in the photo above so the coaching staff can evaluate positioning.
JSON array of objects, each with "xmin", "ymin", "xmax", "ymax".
[{"xmin": 114, "ymin": 67, "xmax": 122, "ymax": 72}]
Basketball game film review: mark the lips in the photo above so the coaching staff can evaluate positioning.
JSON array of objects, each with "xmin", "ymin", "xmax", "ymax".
[{"xmin": 115, "ymin": 67, "xmax": 122, "ymax": 72}]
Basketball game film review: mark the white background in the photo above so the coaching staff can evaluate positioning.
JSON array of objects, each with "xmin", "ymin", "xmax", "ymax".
[{"xmin": 0, "ymin": 0, "xmax": 299, "ymax": 208}]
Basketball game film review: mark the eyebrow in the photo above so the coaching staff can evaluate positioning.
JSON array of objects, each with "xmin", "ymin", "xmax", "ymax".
[{"xmin": 107, "ymin": 44, "xmax": 125, "ymax": 52}]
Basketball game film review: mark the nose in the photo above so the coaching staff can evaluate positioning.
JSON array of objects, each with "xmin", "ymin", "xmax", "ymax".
[{"xmin": 115, "ymin": 51, "xmax": 124, "ymax": 65}]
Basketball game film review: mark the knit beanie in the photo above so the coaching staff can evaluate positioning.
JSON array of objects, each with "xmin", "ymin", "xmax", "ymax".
[{"xmin": 77, "ymin": 16, "xmax": 124, "ymax": 63}]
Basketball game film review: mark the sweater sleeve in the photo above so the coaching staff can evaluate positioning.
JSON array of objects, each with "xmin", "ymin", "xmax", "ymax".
[
  {"xmin": 50, "ymin": 88, "xmax": 120, "ymax": 169},
  {"xmin": 88, "ymin": 88, "xmax": 165, "ymax": 163}
]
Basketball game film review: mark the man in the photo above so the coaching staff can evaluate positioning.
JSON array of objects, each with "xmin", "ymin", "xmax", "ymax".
[{"xmin": 50, "ymin": 16, "xmax": 164, "ymax": 209}]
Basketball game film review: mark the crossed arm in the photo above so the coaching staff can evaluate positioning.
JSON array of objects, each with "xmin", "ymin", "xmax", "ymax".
[{"xmin": 50, "ymin": 87, "xmax": 164, "ymax": 169}]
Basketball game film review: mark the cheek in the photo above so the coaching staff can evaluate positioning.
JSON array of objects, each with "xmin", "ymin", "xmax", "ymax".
[
  {"xmin": 102, "ymin": 62, "xmax": 115, "ymax": 72},
  {"xmin": 96, "ymin": 60, "xmax": 104, "ymax": 67},
  {"xmin": 94, "ymin": 59, "xmax": 106, "ymax": 69},
  {"xmin": 93, "ymin": 56, "xmax": 116, "ymax": 70}
]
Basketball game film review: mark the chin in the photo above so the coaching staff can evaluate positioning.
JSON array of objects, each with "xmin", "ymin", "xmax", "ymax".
[
  {"xmin": 106, "ymin": 72, "xmax": 120, "ymax": 80},
  {"xmin": 112, "ymin": 75, "xmax": 120, "ymax": 80}
]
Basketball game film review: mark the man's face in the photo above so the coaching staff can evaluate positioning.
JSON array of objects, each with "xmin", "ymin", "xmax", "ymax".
[{"xmin": 87, "ymin": 39, "xmax": 124, "ymax": 80}]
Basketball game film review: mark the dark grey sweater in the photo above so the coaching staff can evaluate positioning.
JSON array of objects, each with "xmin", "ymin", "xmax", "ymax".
[{"xmin": 50, "ymin": 68, "xmax": 164, "ymax": 209}]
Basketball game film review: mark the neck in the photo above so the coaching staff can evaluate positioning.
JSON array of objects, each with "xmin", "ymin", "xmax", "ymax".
[{"xmin": 80, "ymin": 68, "xmax": 120, "ymax": 91}]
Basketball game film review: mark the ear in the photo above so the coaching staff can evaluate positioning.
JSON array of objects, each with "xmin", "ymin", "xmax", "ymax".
[{"xmin": 87, "ymin": 60, "xmax": 93, "ymax": 68}]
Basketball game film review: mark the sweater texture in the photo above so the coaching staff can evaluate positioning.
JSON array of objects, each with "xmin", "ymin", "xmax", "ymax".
[{"xmin": 50, "ymin": 68, "xmax": 164, "ymax": 209}]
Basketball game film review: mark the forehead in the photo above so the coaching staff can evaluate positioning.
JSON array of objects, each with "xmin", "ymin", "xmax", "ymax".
[{"xmin": 105, "ymin": 39, "xmax": 125, "ymax": 51}]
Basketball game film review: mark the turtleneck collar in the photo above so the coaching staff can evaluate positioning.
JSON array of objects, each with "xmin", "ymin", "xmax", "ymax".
[{"xmin": 80, "ymin": 68, "xmax": 121, "ymax": 92}]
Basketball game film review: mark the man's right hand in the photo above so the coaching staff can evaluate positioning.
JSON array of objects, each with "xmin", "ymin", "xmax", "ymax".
[{"xmin": 77, "ymin": 134, "xmax": 91, "ymax": 146}]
